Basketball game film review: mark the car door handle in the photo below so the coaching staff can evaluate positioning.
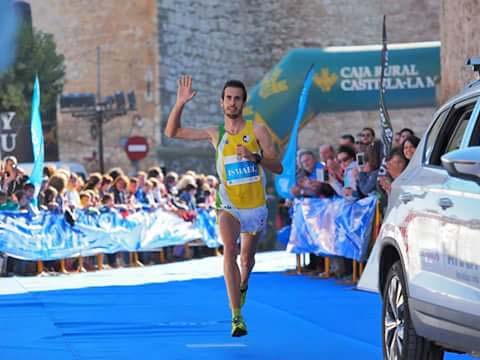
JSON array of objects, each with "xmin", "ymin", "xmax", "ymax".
[
  {"xmin": 438, "ymin": 197, "xmax": 453, "ymax": 210},
  {"xmin": 399, "ymin": 193, "xmax": 414, "ymax": 203}
]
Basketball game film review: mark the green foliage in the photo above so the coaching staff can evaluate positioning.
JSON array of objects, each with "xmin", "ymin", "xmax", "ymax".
[{"xmin": 0, "ymin": 23, "xmax": 65, "ymax": 120}]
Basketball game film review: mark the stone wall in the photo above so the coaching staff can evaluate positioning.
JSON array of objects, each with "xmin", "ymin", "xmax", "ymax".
[
  {"xmin": 440, "ymin": 0, "xmax": 480, "ymax": 103},
  {"xmin": 28, "ymin": 0, "xmax": 160, "ymax": 174},
  {"xmin": 157, "ymin": 0, "xmax": 440, "ymax": 172}
]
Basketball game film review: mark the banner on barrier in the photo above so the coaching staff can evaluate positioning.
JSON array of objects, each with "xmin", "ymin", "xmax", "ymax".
[
  {"xmin": 0, "ymin": 208, "xmax": 221, "ymax": 261},
  {"xmin": 287, "ymin": 196, "xmax": 377, "ymax": 262}
]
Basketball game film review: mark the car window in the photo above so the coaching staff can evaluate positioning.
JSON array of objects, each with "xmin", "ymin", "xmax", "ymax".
[
  {"xmin": 445, "ymin": 110, "xmax": 471, "ymax": 153},
  {"xmin": 427, "ymin": 101, "xmax": 475, "ymax": 166},
  {"xmin": 424, "ymin": 110, "xmax": 448, "ymax": 165},
  {"xmin": 468, "ymin": 108, "xmax": 480, "ymax": 147}
]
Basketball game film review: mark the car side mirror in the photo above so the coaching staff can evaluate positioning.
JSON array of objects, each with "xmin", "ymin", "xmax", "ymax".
[{"xmin": 441, "ymin": 146, "xmax": 480, "ymax": 183}]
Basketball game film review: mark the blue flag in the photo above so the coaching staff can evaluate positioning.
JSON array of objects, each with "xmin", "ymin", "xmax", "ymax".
[
  {"xmin": 274, "ymin": 65, "xmax": 315, "ymax": 199},
  {"xmin": 30, "ymin": 75, "xmax": 44, "ymax": 203}
]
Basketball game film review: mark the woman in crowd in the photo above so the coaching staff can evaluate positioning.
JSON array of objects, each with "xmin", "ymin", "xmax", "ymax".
[
  {"xmin": 99, "ymin": 175, "xmax": 113, "ymax": 198},
  {"xmin": 165, "ymin": 171, "xmax": 179, "ymax": 196},
  {"xmin": 147, "ymin": 166, "xmax": 168, "ymax": 199},
  {"xmin": 65, "ymin": 173, "xmax": 81, "ymax": 210},
  {"xmin": 142, "ymin": 179, "xmax": 157, "ymax": 209},
  {"xmin": 84, "ymin": 172, "xmax": 102, "ymax": 195},
  {"xmin": 1, "ymin": 156, "xmax": 27, "ymax": 195},
  {"xmin": 111, "ymin": 175, "xmax": 129, "ymax": 206},
  {"xmin": 402, "ymin": 135, "xmax": 421, "ymax": 162},
  {"xmin": 48, "ymin": 173, "xmax": 68, "ymax": 212},
  {"xmin": 177, "ymin": 175, "xmax": 198, "ymax": 212}
]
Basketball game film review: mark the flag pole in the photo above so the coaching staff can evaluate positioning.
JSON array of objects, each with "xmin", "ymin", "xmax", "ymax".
[{"xmin": 378, "ymin": 15, "xmax": 394, "ymax": 175}]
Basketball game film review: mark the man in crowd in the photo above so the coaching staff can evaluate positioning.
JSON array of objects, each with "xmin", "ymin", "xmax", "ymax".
[
  {"xmin": 378, "ymin": 148, "xmax": 408, "ymax": 212},
  {"xmin": 291, "ymin": 150, "xmax": 325, "ymax": 197},
  {"xmin": 339, "ymin": 134, "xmax": 355, "ymax": 148},
  {"xmin": 290, "ymin": 150, "xmax": 327, "ymax": 272}
]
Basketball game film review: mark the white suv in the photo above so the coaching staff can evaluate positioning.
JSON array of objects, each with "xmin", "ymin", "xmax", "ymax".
[{"xmin": 359, "ymin": 59, "xmax": 480, "ymax": 359}]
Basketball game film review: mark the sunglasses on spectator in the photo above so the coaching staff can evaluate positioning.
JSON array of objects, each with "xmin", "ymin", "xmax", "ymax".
[{"xmin": 338, "ymin": 156, "xmax": 350, "ymax": 163}]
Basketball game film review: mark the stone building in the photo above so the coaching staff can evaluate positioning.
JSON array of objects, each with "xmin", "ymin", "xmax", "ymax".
[
  {"xmin": 440, "ymin": 0, "xmax": 480, "ymax": 103},
  {"xmin": 28, "ymin": 0, "xmax": 449, "ymax": 174},
  {"xmin": 29, "ymin": 0, "xmax": 160, "ymax": 174}
]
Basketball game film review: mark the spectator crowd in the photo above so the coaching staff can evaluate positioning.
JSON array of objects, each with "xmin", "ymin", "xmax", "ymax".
[
  {"xmin": 1, "ymin": 126, "xmax": 421, "ymax": 279},
  {"xmin": 0, "ymin": 158, "xmax": 219, "ymax": 275},
  {"xmin": 283, "ymin": 126, "xmax": 420, "ymax": 279}
]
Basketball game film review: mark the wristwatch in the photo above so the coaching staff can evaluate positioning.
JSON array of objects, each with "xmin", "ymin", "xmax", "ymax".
[{"xmin": 253, "ymin": 153, "xmax": 262, "ymax": 165}]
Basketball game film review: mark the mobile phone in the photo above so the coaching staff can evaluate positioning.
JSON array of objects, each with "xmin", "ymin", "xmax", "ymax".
[
  {"xmin": 315, "ymin": 167, "xmax": 326, "ymax": 182},
  {"xmin": 356, "ymin": 152, "xmax": 365, "ymax": 166}
]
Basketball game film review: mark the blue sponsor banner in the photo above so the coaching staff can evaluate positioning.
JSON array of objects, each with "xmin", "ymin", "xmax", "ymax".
[
  {"xmin": 287, "ymin": 196, "xmax": 377, "ymax": 262},
  {"xmin": 194, "ymin": 208, "xmax": 220, "ymax": 248},
  {"xmin": 0, "ymin": 208, "xmax": 221, "ymax": 261}
]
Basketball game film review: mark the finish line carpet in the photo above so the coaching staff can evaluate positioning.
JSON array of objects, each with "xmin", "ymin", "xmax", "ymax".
[{"xmin": 0, "ymin": 252, "xmax": 473, "ymax": 359}]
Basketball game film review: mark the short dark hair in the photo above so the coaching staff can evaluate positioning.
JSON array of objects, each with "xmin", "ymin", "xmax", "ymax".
[
  {"xmin": 221, "ymin": 80, "xmax": 247, "ymax": 102},
  {"xmin": 101, "ymin": 193, "xmax": 114, "ymax": 204},
  {"xmin": 147, "ymin": 166, "xmax": 163, "ymax": 179},
  {"xmin": 399, "ymin": 128, "xmax": 415, "ymax": 137},
  {"xmin": 387, "ymin": 147, "xmax": 407, "ymax": 162},
  {"xmin": 340, "ymin": 134, "xmax": 355, "ymax": 144},
  {"xmin": 337, "ymin": 145, "xmax": 356, "ymax": 160},
  {"xmin": 362, "ymin": 127, "xmax": 375, "ymax": 138},
  {"xmin": 23, "ymin": 183, "xmax": 35, "ymax": 191},
  {"xmin": 298, "ymin": 149, "xmax": 315, "ymax": 160}
]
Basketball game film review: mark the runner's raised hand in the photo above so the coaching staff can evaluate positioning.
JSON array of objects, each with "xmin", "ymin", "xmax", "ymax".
[{"xmin": 176, "ymin": 75, "xmax": 197, "ymax": 105}]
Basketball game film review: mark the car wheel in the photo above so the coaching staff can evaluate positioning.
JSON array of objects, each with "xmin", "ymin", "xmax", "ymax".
[{"xmin": 382, "ymin": 261, "xmax": 444, "ymax": 360}]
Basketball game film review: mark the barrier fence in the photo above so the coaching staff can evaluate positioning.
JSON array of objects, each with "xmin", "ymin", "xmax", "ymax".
[
  {"xmin": 1, "ymin": 197, "xmax": 381, "ymax": 282},
  {"xmin": 0, "ymin": 207, "xmax": 220, "ymax": 262},
  {"xmin": 285, "ymin": 195, "xmax": 380, "ymax": 282}
]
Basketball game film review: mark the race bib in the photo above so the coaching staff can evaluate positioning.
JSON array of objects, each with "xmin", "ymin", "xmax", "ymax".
[{"xmin": 224, "ymin": 155, "xmax": 260, "ymax": 186}]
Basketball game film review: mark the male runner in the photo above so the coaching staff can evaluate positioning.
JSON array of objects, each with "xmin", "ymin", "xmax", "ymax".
[{"xmin": 165, "ymin": 75, "xmax": 282, "ymax": 337}]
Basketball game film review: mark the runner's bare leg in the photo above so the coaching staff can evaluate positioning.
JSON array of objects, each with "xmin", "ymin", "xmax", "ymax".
[
  {"xmin": 219, "ymin": 210, "xmax": 241, "ymax": 310},
  {"xmin": 240, "ymin": 232, "xmax": 259, "ymax": 288}
]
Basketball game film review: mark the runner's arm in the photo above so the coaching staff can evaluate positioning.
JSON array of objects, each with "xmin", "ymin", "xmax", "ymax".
[
  {"xmin": 254, "ymin": 124, "xmax": 283, "ymax": 174},
  {"xmin": 164, "ymin": 75, "xmax": 217, "ymax": 142},
  {"xmin": 164, "ymin": 102, "xmax": 215, "ymax": 141}
]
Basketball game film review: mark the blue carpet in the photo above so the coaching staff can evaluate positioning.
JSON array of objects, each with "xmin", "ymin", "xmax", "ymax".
[{"xmin": 0, "ymin": 272, "xmax": 474, "ymax": 359}]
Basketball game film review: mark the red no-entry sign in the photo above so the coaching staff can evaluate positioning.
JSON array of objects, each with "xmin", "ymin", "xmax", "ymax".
[{"xmin": 125, "ymin": 136, "xmax": 149, "ymax": 161}]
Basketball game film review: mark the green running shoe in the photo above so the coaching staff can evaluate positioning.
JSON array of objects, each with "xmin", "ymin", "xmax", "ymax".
[
  {"xmin": 240, "ymin": 286, "xmax": 248, "ymax": 308},
  {"xmin": 231, "ymin": 315, "xmax": 248, "ymax": 337}
]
